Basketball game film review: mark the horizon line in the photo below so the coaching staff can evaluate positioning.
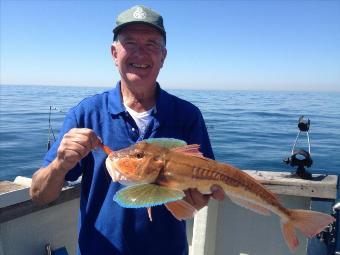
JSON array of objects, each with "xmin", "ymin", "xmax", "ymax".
[{"xmin": 1, "ymin": 83, "xmax": 340, "ymax": 93}]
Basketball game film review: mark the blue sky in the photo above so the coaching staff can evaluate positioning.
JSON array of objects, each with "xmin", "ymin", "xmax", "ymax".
[{"xmin": 1, "ymin": 0, "xmax": 340, "ymax": 91}]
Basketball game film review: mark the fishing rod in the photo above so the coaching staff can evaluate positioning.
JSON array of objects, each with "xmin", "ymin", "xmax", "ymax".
[{"xmin": 47, "ymin": 106, "xmax": 64, "ymax": 150}]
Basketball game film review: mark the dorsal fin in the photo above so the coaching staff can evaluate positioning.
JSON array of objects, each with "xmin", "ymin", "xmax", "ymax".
[{"xmin": 171, "ymin": 144, "xmax": 204, "ymax": 158}]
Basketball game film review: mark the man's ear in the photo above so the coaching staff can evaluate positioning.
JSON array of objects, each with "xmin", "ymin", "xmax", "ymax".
[
  {"xmin": 111, "ymin": 43, "xmax": 118, "ymax": 66},
  {"xmin": 160, "ymin": 47, "xmax": 167, "ymax": 68}
]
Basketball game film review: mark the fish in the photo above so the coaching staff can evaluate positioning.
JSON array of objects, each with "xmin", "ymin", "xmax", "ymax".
[{"xmin": 101, "ymin": 138, "xmax": 335, "ymax": 252}]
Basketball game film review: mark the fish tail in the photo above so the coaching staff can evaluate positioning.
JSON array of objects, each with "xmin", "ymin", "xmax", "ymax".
[{"xmin": 281, "ymin": 209, "xmax": 335, "ymax": 252}]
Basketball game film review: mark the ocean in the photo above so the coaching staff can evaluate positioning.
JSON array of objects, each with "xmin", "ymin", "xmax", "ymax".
[{"xmin": 0, "ymin": 85, "xmax": 339, "ymax": 181}]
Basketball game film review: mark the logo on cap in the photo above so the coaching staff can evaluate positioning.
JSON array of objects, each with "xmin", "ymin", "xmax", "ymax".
[{"xmin": 133, "ymin": 7, "xmax": 146, "ymax": 19}]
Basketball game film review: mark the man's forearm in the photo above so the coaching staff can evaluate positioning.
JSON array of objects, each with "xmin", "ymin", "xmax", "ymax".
[{"xmin": 30, "ymin": 159, "xmax": 68, "ymax": 205}]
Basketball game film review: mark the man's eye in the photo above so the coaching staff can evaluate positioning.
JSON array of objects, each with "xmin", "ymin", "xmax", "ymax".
[
  {"xmin": 146, "ymin": 43, "xmax": 160, "ymax": 50},
  {"xmin": 123, "ymin": 41, "xmax": 136, "ymax": 47}
]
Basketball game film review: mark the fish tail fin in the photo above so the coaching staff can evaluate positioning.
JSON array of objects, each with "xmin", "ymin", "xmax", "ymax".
[
  {"xmin": 281, "ymin": 209, "xmax": 335, "ymax": 252},
  {"xmin": 281, "ymin": 220, "xmax": 299, "ymax": 252}
]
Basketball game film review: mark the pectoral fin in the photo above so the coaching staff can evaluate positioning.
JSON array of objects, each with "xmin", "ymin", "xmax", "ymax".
[
  {"xmin": 165, "ymin": 200, "xmax": 197, "ymax": 220},
  {"xmin": 113, "ymin": 184, "xmax": 185, "ymax": 208}
]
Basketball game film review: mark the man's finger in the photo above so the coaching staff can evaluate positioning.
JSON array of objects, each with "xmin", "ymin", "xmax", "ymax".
[
  {"xmin": 210, "ymin": 185, "xmax": 225, "ymax": 201},
  {"xmin": 184, "ymin": 188, "xmax": 210, "ymax": 210}
]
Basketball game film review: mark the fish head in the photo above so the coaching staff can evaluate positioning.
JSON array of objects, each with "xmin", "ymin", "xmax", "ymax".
[{"xmin": 105, "ymin": 141, "xmax": 165, "ymax": 185}]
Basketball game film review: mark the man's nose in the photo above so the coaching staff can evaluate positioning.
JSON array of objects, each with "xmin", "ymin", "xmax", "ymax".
[{"xmin": 133, "ymin": 44, "xmax": 148, "ymax": 56}]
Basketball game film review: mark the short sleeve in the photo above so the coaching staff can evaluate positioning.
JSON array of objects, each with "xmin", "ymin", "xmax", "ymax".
[{"xmin": 186, "ymin": 108, "xmax": 214, "ymax": 160}]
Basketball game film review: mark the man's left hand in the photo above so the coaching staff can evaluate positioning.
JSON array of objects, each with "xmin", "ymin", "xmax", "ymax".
[{"xmin": 184, "ymin": 185, "xmax": 225, "ymax": 210}]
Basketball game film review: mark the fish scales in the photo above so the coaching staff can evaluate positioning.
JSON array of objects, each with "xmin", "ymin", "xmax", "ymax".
[
  {"xmin": 160, "ymin": 149, "xmax": 287, "ymax": 212},
  {"xmin": 138, "ymin": 143, "xmax": 286, "ymax": 213}
]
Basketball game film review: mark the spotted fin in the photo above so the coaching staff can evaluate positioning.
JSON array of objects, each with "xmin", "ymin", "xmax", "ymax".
[
  {"xmin": 165, "ymin": 200, "xmax": 197, "ymax": 220},
  {"xmin": 226, "ymin": 194, "xmax": 271, "ymax": 216},
  {"xmin": 113, "ymin": 184, "xmax": 185, "ymax": 208},
  {"xmin": 144, "ymin": 138, "xmax": 187, "ymax": 148}
]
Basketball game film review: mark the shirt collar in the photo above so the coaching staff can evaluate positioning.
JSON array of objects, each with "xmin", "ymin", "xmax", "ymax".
[
  {"xmin": 108, "ymin": 81, "xmax": 125, "ymax": 115},
  {"xmin": 108, "ymin": 81, "xmax": 171, "ymax": 123},
  {"xmin": 154, "ymin": 83, "xmax": 173, "ymax": 125}
]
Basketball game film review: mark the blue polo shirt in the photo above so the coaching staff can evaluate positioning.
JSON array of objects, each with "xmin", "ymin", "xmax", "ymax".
[{"xmin": 43, "ymin": 82, "xmax": 214, "ymax": 255}]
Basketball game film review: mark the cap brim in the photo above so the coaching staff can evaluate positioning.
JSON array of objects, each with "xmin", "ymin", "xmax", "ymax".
[{"xmin": 113, "ymin": 21, "xmax": 166, "ymax": 39}]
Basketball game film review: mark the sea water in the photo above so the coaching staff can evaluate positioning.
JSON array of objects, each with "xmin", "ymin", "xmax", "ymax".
[{"xmin": 0, "ymin": 85, "xmax": 339, "ymax": 181}]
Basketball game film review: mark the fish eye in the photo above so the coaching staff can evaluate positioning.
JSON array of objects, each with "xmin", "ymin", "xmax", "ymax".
[{"xmin": 135, "ymin": 151, "xmax": 144, "ymax": 159}]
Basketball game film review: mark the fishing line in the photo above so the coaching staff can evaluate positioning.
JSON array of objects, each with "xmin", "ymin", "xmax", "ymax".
[{"xmin": 47, "ymin": 106, "xmax": 64, "ymax": 150}]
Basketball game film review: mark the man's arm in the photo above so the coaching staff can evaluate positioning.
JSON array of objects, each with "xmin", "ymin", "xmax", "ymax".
[{"xmin": 30, "ymin": 128, "xmax": 101, "ymax": 205}]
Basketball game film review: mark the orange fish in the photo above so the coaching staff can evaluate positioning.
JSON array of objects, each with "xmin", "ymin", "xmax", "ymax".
[{"xmin": 103, "ymin": 138, "xmax": 335, "ymax": 252}]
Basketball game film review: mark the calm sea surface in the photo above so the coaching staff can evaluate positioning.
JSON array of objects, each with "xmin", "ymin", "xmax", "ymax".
[{"xmin": 1, "ymin": 85, "xmax": 339, "ymax": 181}]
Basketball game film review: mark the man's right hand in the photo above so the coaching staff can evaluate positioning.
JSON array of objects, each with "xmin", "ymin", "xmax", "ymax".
[
  {"xmin": 30, "ymin": 128, "xmax": 102, "ymax": 204},
  {"xmin": 55, "ymin": 128, "xmax": 102, "ymax": 173}
]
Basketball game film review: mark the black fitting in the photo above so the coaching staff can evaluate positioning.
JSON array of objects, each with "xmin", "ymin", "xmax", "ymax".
[
  {"xmin": 298, "ymin": 115, "xmax": 310, "ymax": 132},
  {"xmin": 284, "ymin": 149, "xmax": 313, "ymax": 179}
]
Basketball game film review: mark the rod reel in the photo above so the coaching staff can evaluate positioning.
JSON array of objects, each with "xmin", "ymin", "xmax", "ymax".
[{"xmin": 283, "ymin": 116, "xmax": 313, "ymax": 179}]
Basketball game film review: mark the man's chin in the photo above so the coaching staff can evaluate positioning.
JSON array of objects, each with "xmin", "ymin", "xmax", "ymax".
[{"xmin": 125, "ymin": 74, "xmax": 154, "ymax": 86}]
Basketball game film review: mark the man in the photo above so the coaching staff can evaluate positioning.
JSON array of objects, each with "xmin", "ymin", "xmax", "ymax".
[{"xmin": 30, "ymin": 5, "xmax": 224, "ymax": 255}]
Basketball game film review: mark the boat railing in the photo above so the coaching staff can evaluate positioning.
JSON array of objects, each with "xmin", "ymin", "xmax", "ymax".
[{"xmin": 0, "ymin": 171, "xmax": 338, "ymax": 255}]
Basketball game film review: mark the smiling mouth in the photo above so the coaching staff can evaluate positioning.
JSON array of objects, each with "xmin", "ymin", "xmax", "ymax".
[{"xmin": 130, "ymin": 63, "xmax": 151, "ymax": 69}]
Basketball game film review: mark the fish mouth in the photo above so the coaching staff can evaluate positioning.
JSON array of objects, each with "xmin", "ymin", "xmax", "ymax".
[
  {"xmin": 105, "ymin": 156, "xmax": 138, "ymax": 186},
  {"xmin": 105, "ymin": 157, "xmax": 121, "ymax": 180},
  {"xmin": 106, "ymin": 154, "xmax": 128, "ymax": 177},
  {"xmin": 106, "ymin": 147, "xmax": 143, "ymax": 182}
]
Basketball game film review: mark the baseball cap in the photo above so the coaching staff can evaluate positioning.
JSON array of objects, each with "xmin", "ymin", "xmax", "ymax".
[{"xmin": 113, "ymin": 5, "xmax": 166, "ymax": 43}]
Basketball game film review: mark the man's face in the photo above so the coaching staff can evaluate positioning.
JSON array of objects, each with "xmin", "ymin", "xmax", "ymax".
[{"xmin": 111, "ymin": 24, "xmax": 167, "ymax": 89}]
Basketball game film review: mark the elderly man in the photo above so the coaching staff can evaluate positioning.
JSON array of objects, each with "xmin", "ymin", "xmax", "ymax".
[{"xmin": 30, "ymin": 5, "xmax": 223, "ymax": 255}]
